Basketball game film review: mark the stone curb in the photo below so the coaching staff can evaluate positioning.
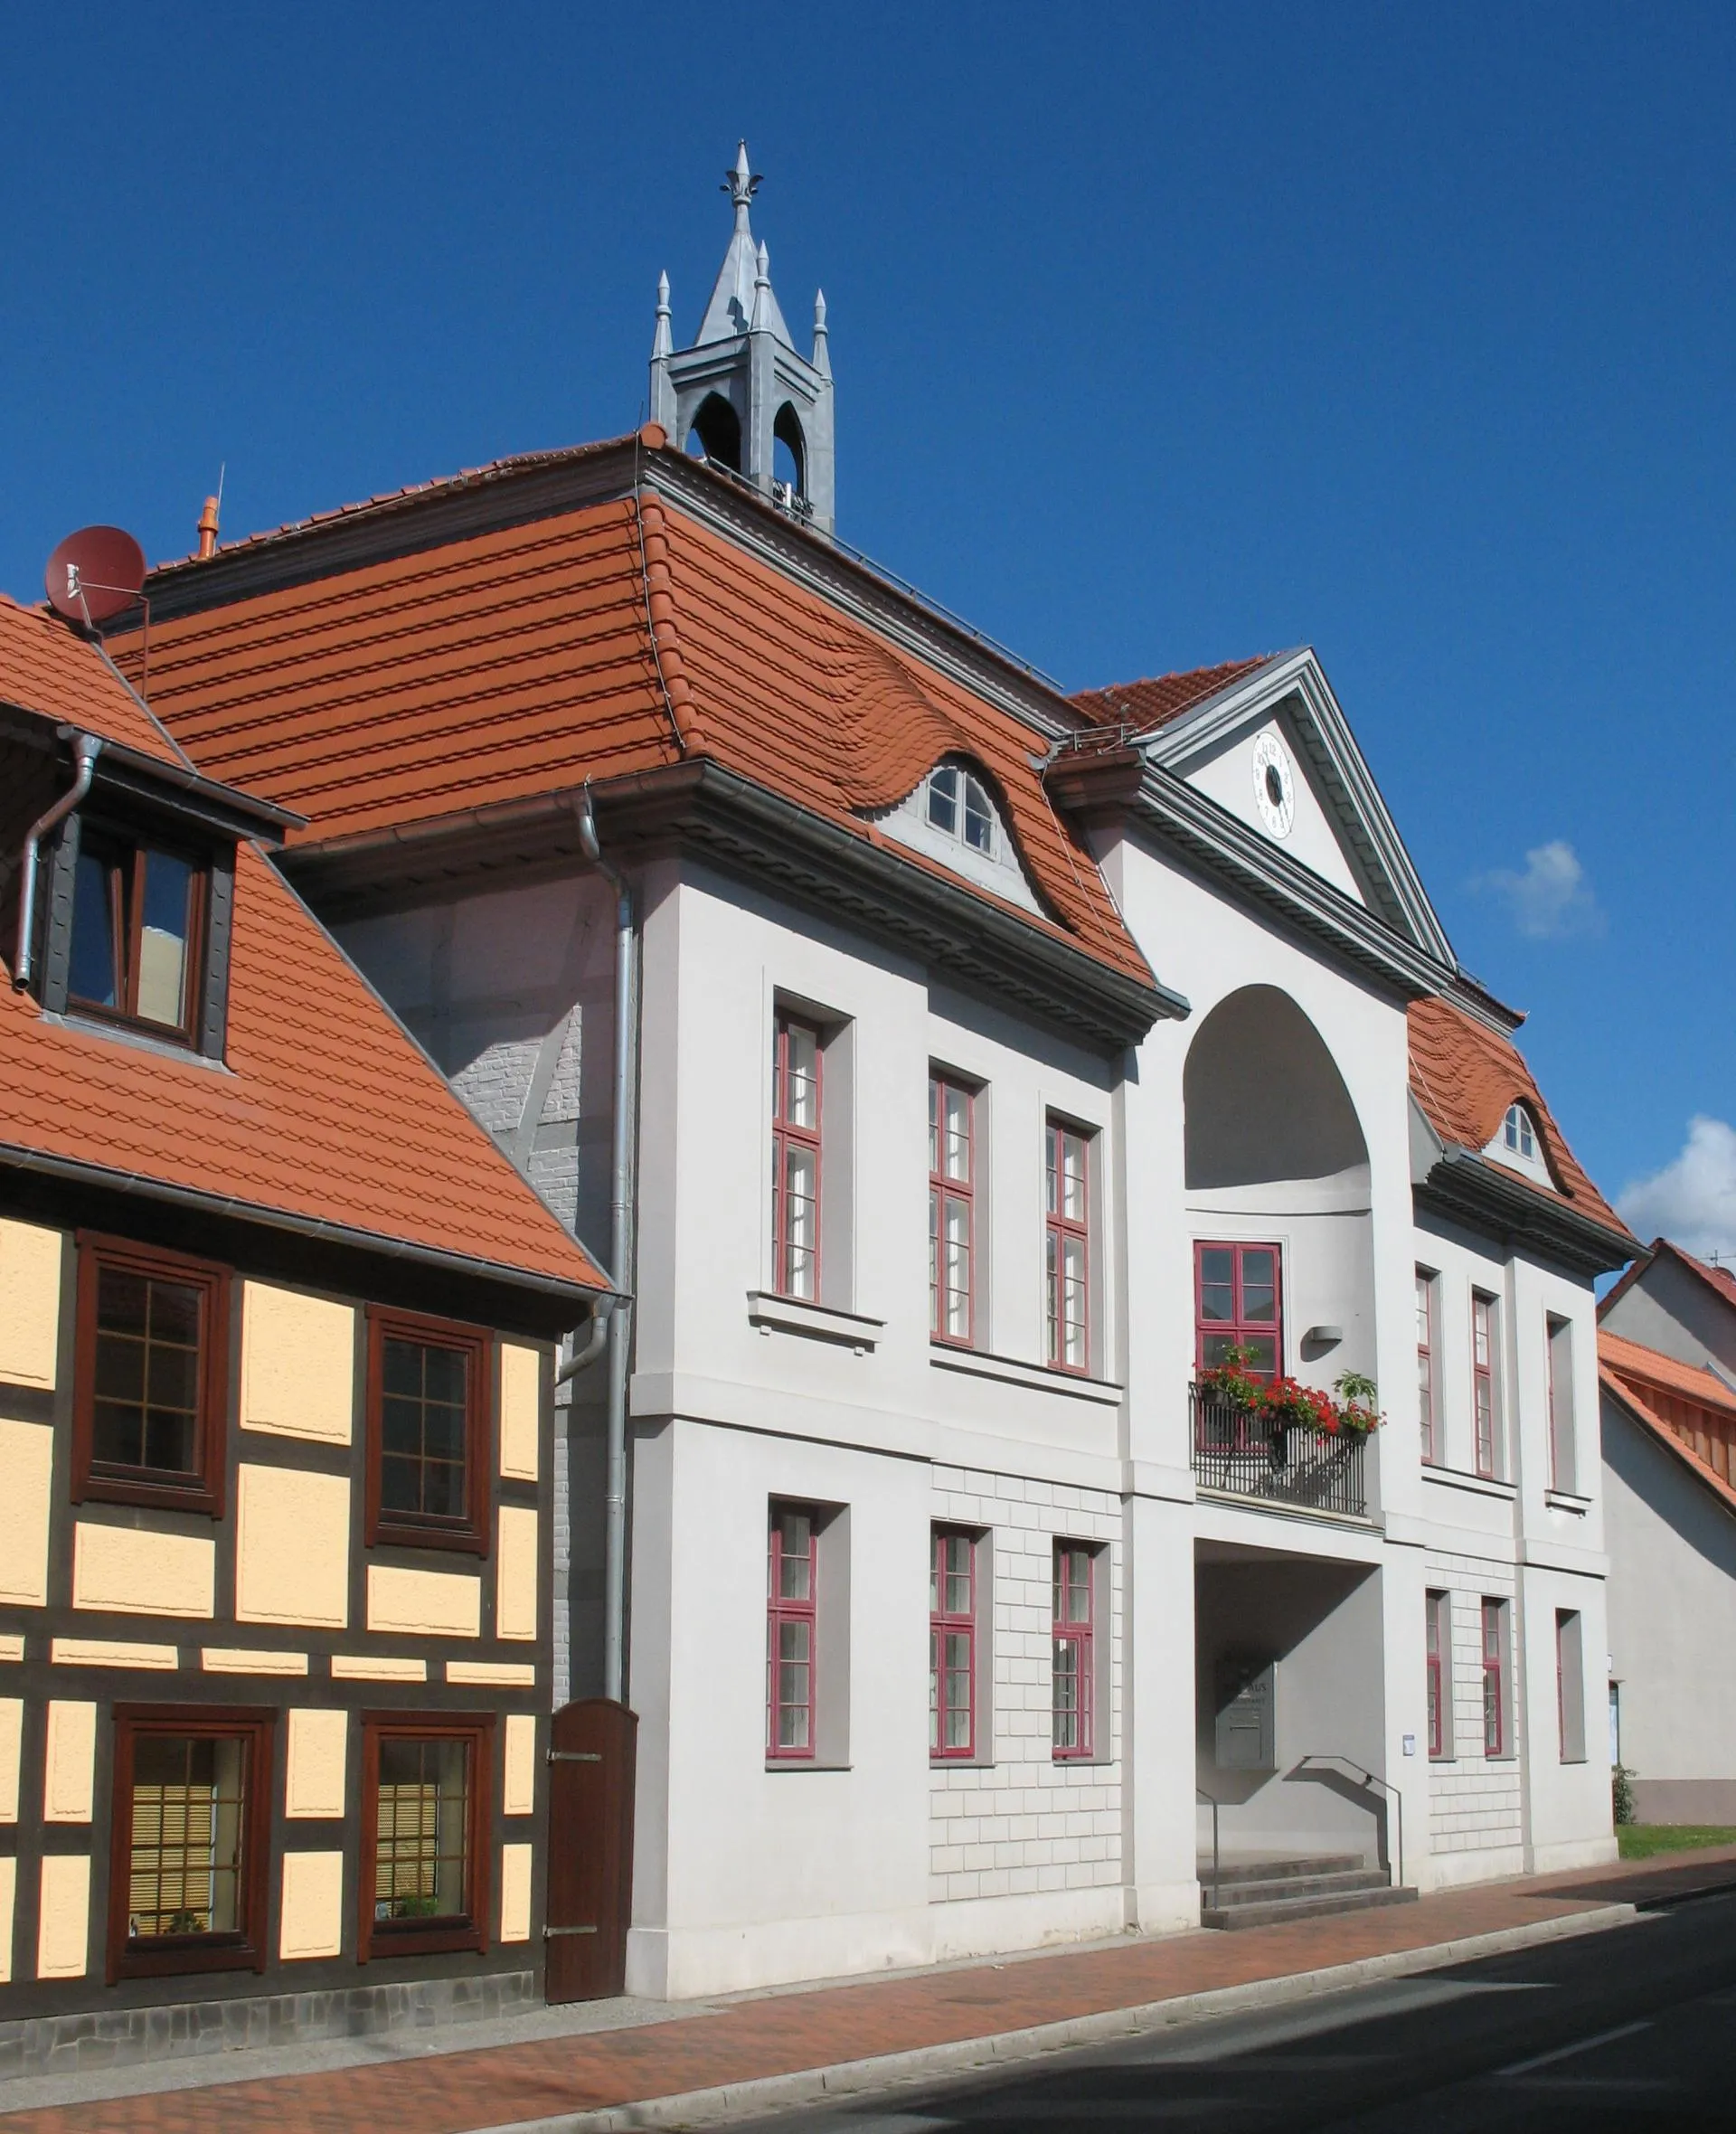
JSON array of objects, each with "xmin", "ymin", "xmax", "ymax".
[{"xmin": 476, "ymin": 1902, "xmax": 1638, "ymax": 2134}]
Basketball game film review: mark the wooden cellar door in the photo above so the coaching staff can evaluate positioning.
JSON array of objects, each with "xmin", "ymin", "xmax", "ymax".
[{"xmin": 544, "ymin": 1696, "xmax": 637, "ymax": 2002}]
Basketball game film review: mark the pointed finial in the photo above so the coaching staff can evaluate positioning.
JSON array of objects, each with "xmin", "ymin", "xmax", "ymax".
[
  {"xmin": 812, "ymin": 288, "xmax": 830, "ymax": 377},
  {"xmin": 722, "ymin": 139, "xmax": 761, "ymax": 231},
  {"xmin": 652, "ymin": 269, "xmax": 673, "ymax": 359},
  {"xmin": 750, "ymin": 241, "xmax": 772, "ymax": 331}
]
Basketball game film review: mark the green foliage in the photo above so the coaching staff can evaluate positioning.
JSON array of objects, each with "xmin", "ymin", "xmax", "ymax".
[
  {"xmin": 1611, "ymin": 1763, "xmax": 1636, "ymax": 1825},
  {"xmin": 1615, "ymin": 1823, "xmax": 1736, "ymax": 1859},
  {"xmin": 1195, "ymin": 1346, "xmax": 1385, "ymax": 1438}
]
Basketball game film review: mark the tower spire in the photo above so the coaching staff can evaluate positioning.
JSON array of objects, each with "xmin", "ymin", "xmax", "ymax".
[{"xmin": 652, "ymin": 270, "xmax": 673, "ymax": 360}]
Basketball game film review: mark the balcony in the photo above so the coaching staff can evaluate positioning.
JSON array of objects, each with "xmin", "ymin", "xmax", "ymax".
[{"xmin": 1190, "ymin": 1385, "xmax": 1369, "ymax": 1519}]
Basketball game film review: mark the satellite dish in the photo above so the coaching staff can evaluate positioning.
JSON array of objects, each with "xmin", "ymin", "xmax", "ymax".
[{"xmin": 44, "ymin": 525, "xmax": 146, "ymax": 625}]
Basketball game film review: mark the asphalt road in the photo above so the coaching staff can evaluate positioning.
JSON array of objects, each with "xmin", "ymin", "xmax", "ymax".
[{"xmin": 734, "ymin": 1887, "xmax": 1736, "ymax": 2133}]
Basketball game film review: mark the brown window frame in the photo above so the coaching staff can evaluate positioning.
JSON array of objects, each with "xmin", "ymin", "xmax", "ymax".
[
  {"xmin": 364, "ymin": 1305, "xmax": 493, "ymax": 1555},
  {"xmin": 105, "ymin": 1704, "xmax": 274, "ymax": 1984},
  {"xmin": 66, "ymin": 824, "xmax": 210, "ymax": 1048},
  {"xmin": 72, "ymin": 1232, "xmax": 230, "ymax": 1517},
  {"xmin": 358, "ymin": 1711, "xmax": 494, "ymax": 1961}
]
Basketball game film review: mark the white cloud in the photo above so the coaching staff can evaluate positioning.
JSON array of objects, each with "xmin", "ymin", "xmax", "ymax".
[
  {"xmin": 1618, "ymin": 1117, "xmax": 1736, "ymax": 1261},
  {"xmin": 1472, "ymin": 839, "xmax": 1605, "ymax": 940}
]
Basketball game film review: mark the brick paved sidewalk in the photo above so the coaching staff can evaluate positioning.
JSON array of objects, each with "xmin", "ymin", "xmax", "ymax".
[{"xmin": 7, "ymin": 1848, "xmax": 1734, "ymax": 2134}]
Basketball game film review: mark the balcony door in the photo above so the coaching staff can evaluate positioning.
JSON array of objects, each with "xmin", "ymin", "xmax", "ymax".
[{"xmin": 1195, "ymin": 1242, "xmax": 1282, "ymax": 1379}]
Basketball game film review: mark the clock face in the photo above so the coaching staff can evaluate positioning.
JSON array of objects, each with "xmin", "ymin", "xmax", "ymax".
[{"xmin": 1251, "ymin": 732, "xmax": 1295, "ymax": 838}]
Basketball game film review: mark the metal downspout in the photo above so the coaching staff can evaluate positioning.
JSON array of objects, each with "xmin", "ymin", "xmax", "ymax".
[
  {"xmin": 573, "ymin": 786, "xmax": 637, "ymax": 1707},
  {"xmin": 14, "ymin": 733, "xmax": 102, "ymax": 990}
]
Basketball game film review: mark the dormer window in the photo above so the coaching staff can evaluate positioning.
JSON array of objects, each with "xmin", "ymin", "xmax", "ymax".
[
  {"xmin": 1486, "ymin": 1100, "xmax": 1552, "ymax": 1186},
  {"xmin": 1503, "ymin": 1103, "xmax": 1534, "ymax": 1161},
  {"xmin": 927, "ymin": 765, "xmax": 995, "ymax": 856},
  {"xmin": 69, "ymin": 832, "xmax": 204, "ymax": 1040}
]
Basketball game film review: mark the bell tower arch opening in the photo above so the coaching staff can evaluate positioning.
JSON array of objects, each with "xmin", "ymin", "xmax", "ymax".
[
  {"xmin": 686, "ymin": 393, "xmax": 742, "ymax": 473},
  {"xmin": 772, "ymin": 403, "xmax": 807, "ymax": 503}
]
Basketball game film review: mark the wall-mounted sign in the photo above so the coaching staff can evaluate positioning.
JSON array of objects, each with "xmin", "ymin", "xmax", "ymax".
[{"xmin": 1214, "ymin": 1657, "xmax": 1276, "ymax": 1770}]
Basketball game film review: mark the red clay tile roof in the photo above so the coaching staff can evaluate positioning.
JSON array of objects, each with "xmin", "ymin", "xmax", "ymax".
[
  {"xmin": 0, "ymin": 602, "xmax": 607, "ymax": 1299},
  {"xmin": 1408, "ymin": 995, "xmax": 1633, "ymax": 1241},
  {"xmin": 1600, "ymin": 1327, "xmax": 1736, "ymax": 1515},
  {"xmin": 113, "ymin": 472, "xmax": 1154, "ymax": 992},
  {"xmin": 1069, "ymin": 658, "xmax": 1276, "ymax": 735}
]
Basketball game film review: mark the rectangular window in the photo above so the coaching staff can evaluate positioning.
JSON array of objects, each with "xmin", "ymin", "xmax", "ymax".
[
  {"xmin": 1044, "ymin": 1119, "xmax": 1090, "ymax": 1373},
  {"xmin": 359, "ymin": 1714, "xmax": 492, "ymax": 1959},
  {"xmin": 1052, "ymin": 1542, "xmax": 1097, "ymax": 1760},
  {"xmin": 1425, "ymin": 1591, "xmax": 1451, "ymax": 1759},
  {"xmin": 106, "ymin": 1705, "xmax": 272, "ymax": 1982},
  {"xmin": 1417, "ymin": 1270, "xmax": 1439, "ymax": 1465},
  {"xmin": 1472, "ymin": 1293, "xmax": 1500, "ymax": 1478},
  {"xmin": 1557, "ymin": 1609, "xmax": 1586, "ymax": 1761},
  {"xmin": 1195, "ymin": 1242, "xmax": 1282, "ymax": 1379},
  {"xmin": 1547, "ymin": 1316, "xmax": 1575, "ymax": 1493},
  {"xmin": 771, "ymin": 1015, "xmax": 822, "ymax": 1300},
  {"xmin": 69, "ymin": 830, "xmax": 206, "ymax": 1043},
  {"xmin": 929, "ymin": 1527, "xmax": 976, "ymax": 1760},
  {"xmin": 929, "ymin": 1073, "xmax": 976, "ymax": 1345},
  {"xmin": 73, "ymin": 1234, "xmax": 228, "ymax": 1516},
  {"xmin": 767, "ymin": 1504, "xmax": 818, "ymax": 1760},
  {"xmin": 365, "ymin": 1308, "xmax": 492, "ymax": 1553},
  {"xmin": 1481, "ymin": 1599, "xmax": 1508, "ymax": 1757}
]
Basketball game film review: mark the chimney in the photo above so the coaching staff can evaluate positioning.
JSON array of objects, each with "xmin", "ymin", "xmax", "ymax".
[{"xmin": 196, "ymin": 496, "xmax": 221, "ymax": 561}]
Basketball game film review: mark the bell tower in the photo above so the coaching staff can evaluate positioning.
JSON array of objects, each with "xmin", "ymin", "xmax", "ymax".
[{"xmin": 649, "ymin": 143, "xmax": 835, "ymax": 537}]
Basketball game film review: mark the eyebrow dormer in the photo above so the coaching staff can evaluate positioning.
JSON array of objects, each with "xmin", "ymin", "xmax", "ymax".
[
  {"xmin": 1485, "ymin": 1100, "xmax": 1553, "ymax": 1188},
  {"xmin": 873, "ymin": 758, "xmax": 1044, "ymax": 916}
]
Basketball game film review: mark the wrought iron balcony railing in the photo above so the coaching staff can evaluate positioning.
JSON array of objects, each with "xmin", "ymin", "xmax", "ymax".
[{"xmin": 1190, "ymin": 1385, "xmax": 1370, "ymax": 1518}]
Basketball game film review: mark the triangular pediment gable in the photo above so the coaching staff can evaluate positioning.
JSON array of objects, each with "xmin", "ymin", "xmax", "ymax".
[{"xmin": 1137, "ymin": 649, "xmax": 1457, "ymax": 966}]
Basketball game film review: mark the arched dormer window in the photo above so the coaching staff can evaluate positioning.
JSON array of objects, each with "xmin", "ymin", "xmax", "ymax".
[
  {"xmin": 873, "ymin": 758, "xmax": 1042, "ymax": 916},
  {"xmin": 1486, "ymin": 1100, "xmax": 1552, "ymax": 1187}
]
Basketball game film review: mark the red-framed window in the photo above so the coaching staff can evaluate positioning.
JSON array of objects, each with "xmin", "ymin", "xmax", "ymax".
[
  {"xmin": 1194, "ymin": 1242, "xmax": 1281, "ymax": 1379},
  {"xmin": 359, "ymin": 1713, "xmax": 492, "ymax": 1959},
  {"xmin": 929, "ymin": 1527, "xmax": 976, "ymax": 1760},
  {"xmin": 1052, "ymin": 1542, "xmax": 1095, "ymax": 1760},
  {"xmin": 771, "ymin": 1015, "xmax": 822, "ymax": 1300},
  {"xmin": 364, "ymin": 1306, "xmax": 492, "ymax": 1554},
  {"xmin": 929, "ymin": 1073, "xmax": 975, "ymax": 1346},
  {"xmin": 1417, "ymin": 1269, "xmax": 1439, "ymax": 1465},
  {"xmin": 1481, "ymin": 1599, "xmax": 1506, "ymax": 1758},
  {"xmin": 767, "ymin": 1504, "xmax": 818, "ymax": 1760},
  {"xmin": 1044, "ymin": 1119, "xmax": 1090, "ymax": 1373},
  {"xmin": 1425, "ymin": 1591, "xmax": 1449, "ymax": 1760},
  {"xmin": 1472, "ymin": 1293, "xmax": 1498, "ymax": 1478},
  {"xmin": 1546, "ymin": 1314, "xmax": 1575, "ymax": 1493}
]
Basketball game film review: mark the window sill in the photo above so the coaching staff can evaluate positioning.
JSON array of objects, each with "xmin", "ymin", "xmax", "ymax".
[
  {"xmin": 747, "ymin": 1290, "xmax": 883, "ymax": 1353},
  {"xmin": 929, "ymin": 1345, "xmax": 1123, "ymax": 1405},
  {"xmin": 1544, "ymin": 1488, "xmax": 1592, "ymax": 1517},
  {"xmin": 1420, "ymin": 1465, "xmax": 1516, "ymax": 1502},
  {"xmin": 765, "ymin": 1758, "xmax": 852, "ymax": 1772}
]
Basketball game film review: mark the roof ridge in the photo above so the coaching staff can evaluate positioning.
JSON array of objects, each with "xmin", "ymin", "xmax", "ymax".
[{"xmin": 635, "ymin": 483, "xmax": 703, "ymax": 754}]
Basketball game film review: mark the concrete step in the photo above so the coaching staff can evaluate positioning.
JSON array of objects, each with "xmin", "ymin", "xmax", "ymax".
[
  {"xmin": 1202, "ymin": 1883, "xmax": 1420, "ymax": 1931},
  {"xmin": 1204, "ymin": 1867, "xmax": 1392, "ymax": 1907},
  {"xmin": 1203, "ymin": 1854, "xmax": 1368, "ymax": 1889}
]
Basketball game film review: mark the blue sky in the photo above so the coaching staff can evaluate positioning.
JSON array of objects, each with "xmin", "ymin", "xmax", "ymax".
[{"xmin": 5, "ymin": 4, "xmax": 1731, "ymax": 1251}]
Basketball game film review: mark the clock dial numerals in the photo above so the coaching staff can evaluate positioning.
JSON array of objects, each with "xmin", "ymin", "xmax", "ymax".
[{"xmin": 1250, "ymin": 733, "xmax": 1295, "ymax": 838}]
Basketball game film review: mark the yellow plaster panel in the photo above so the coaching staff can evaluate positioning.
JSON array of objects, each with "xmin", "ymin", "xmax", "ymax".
[
  {"xmin": 43, "ymin": 1701, "xmax": 96, "ymax": 1823},
  {"xmin": 203, "ymin": 1648, "xmax": 308, "ymax": 1676},
  {"xmin": 52, "ymin": 1637, "xmax": 176, "ymax": 1669},
  {"xmin": 0, "ymin": 1699, "xmax": 20, "ymax": 1822},
  {"xmin": 72, "ymin": 1524, "xmax": 215, "ymax": 1619},
  {"xmin": 495, "ymin": 1506, "xmax": 538, "ymax": 1643},
  {"xmin": 498, "ymin": 1344, "xmax": 541, "ymax": 1481},
  {"xmin": 36, "ymin": 1854, "xmax": 90, "ymax": 1978},
  {"xmin": 499, "ymin": 1842, "xmax": 533, "ymax": 1944},
  {"xmin": 502, "ymin": 1713, "xmax": 536, "ymax": 1818},
  {"xmin": 0, "ymin": 1420, "xmax": 53, "ymax": 1607},
  {"xmin": 286, "ymin": 1709, "xmax": 347, "ymax": 1819},
  {"xmin": 0, "ymin": 1635, "xmax": 24, "ymax": 1663},
  {"xmin": 236, "ymin": 1465, "xmax": 351, "ymax": 1629},
  {"xmin": 241, "ymin": 1282, "xmax": 355, "ymax": 1445},
  {"xmin": 0, "ymin": 1219, "xmax": 61, "ymax": 1390},
  {"xmin": 447, "ymin": 1660, "xmax": 535, "ymax": 1687},
  {"xmin": 279, "ymin": 1851, "xmax": 344, "ymax": 1960},
  {"xmin": 0, "ymin": 1854, "xmax": 13, "ymax": 1983},
  {"xmin": 366, "ymin": 1565, "xmax": 480, "ymax": 1640},
  {"xmin": 330, "ymin": 1653, "xmax": 425, "ymax": 1683}
]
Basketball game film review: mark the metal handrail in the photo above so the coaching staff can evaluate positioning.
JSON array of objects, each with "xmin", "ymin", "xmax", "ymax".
[
  {"xmin": 1299, "ymin": 1754, "xmax": 1403, "ymax": 1891},
  {"xmin": 1196, "ymin": 1787, "xmax": 1222, "ymax": 1911}
]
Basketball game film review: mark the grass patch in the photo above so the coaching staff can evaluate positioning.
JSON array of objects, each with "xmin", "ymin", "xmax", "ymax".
[{"xmin": 1616, "ymin": 1824, "xmax": 1736, "ymax": 1859}]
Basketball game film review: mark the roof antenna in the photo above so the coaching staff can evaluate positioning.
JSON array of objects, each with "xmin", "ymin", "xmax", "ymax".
[{"xmin": 197, "ymin": 462, "xmax": 226, "ymax": 562}]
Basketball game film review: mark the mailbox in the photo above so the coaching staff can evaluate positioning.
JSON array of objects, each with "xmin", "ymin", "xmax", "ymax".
[{"xmin": 1214, "ymin": 1657, "xmax": 1276, "ymax": 1770}]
